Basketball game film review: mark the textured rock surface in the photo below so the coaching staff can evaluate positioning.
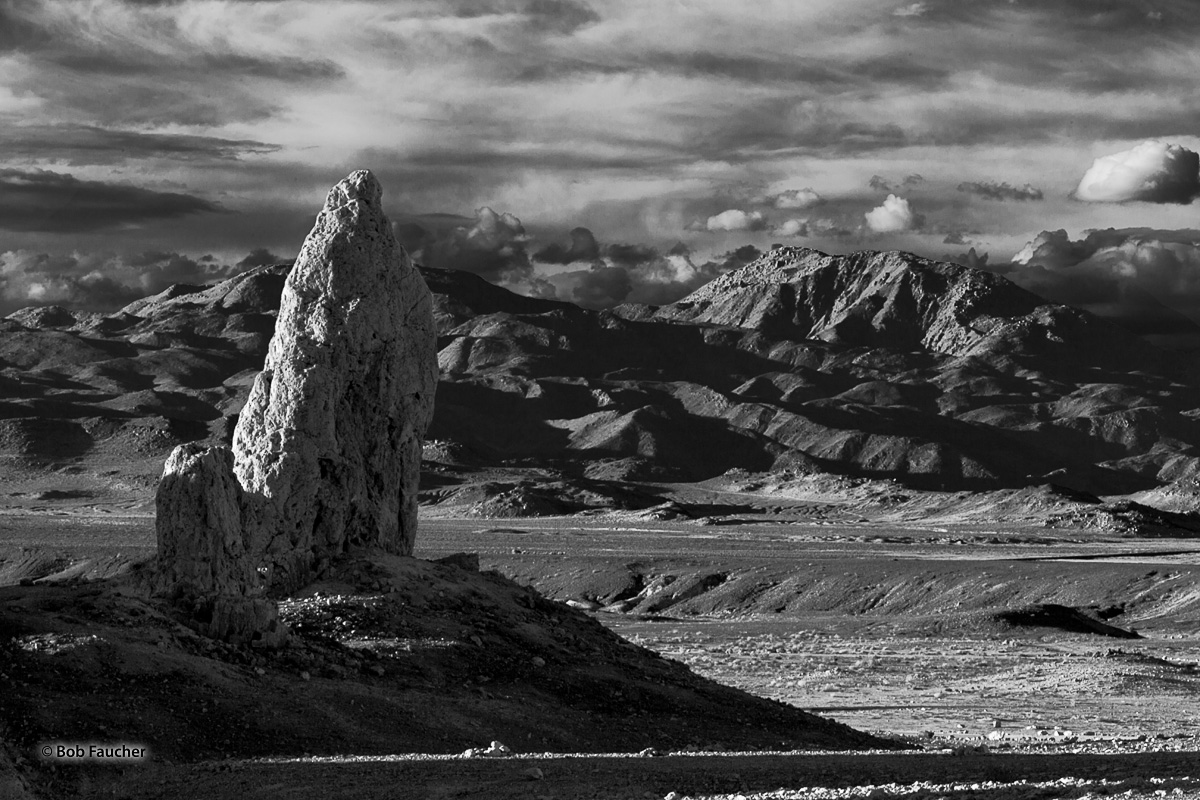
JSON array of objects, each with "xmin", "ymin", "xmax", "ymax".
[
  {"xmin": 154, "ymin": 169, "xmax": 437, "ymax": 639},
  {"xmin": 154, "ymin": 442, "xmax": 286, "ymax": 646},
  {"xmin": 656, "ymin": 247, "xmax": 1162, "ymax": 367},
  {"xmin": 233, "ymin": 170, "xmax": 438, "ymax": 591},
  {"xmin": 155, "ymin": 443, "xmax": 253, "ymax": 598}
]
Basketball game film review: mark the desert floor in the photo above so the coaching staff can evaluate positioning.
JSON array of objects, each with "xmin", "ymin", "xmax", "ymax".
[{"xmin": 3, "ymin": 480, "xmax": 1200, "ymax": 798}]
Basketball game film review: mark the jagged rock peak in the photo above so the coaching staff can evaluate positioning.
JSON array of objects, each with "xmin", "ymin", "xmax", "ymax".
[{"xmin": 325, "ymin": 167, "xmax": 383, "ymax": 209}]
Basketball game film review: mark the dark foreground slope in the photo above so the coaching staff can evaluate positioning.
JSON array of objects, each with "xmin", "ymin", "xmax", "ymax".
[
  {"xmin": 0, "ymin": 549, "xmax": 879, "ymax": 798},
  {"xmin": 3, "ymin": 247, "xmax": 1200, "ymax": 499}
]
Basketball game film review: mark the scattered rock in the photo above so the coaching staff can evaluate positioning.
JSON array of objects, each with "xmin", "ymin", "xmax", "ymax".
[{"xmin": 483, "ymin": 740, "xmax": 511, "ymax": 757}]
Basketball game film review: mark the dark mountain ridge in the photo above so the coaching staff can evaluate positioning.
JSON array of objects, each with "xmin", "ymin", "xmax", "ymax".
[{"xmin": 3, "ymin": 247, "xmax": 1199, "ymax": 497}]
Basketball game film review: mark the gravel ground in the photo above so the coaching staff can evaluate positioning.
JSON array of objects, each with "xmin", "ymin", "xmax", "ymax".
[{"xmin": 103, "ymin": 747, "xmax": 1200, "ymax": 800}]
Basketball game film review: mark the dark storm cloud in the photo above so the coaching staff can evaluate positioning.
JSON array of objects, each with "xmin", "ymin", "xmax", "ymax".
[
  {"xmin": 0, "ymin": 124, "xmax": 280, "ymax": 165},
  {"xmin": 463, "ymin": 0, "xmax": 600, "ymax": 32},
  {"xmin": 236, "ymin": 248, "xmax": 285, "ymax": 269},
  {"xmin": 0, "ymin": 169, "xmax": 221, "ymax": 232},
  {"xmin": 868, "ymin": 174, "xmax": 925, "ymax": 193},
  {"xmin": 993, "ymin": 228, "xmax": 1200, "ymax": 347},
  {"xmin": 626, "ymin": 52, "xmax": 951, "ymax": 88},
  {"xmin": 570, "ymin": 265, "xmax": 633, "ymax": 308},
  {"xmin": 49, "ymin": 49, "xmax": 344, "ymax": 83},
  {"xmin": 533, "ymin": 227, "xmax": 601, "ymax": 264},
  {"xmin": 21, "ymin": 72, "xmax": 282, "ymax": 127},
  {"xmin": 957, "ymin": 181, "xmax": 1044, "ymax": 202}
]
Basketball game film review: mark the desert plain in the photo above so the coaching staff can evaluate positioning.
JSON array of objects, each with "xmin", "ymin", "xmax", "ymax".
[{"xmin": 4, "ymin": 465, "xmax": 1200, "ymax": 799}]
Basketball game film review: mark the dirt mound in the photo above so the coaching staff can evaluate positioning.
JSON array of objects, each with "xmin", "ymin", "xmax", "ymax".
[
  {"xmin": 996, "ymin": 604, "xmax": 1141, "ymax": 638},
  {"xmin": 4, "ymin": 305, "xmax": 76, "ymax": 329},
  {"xmin": 0, "ymin": 418, "xmax": 92, "ymax": 460},
  {"xmin": 1045, "ymin": 502, "xmax": 1200, "ymax": 536},
  {"xmin": 419, "ymin": 265, "xmax": 574, "ymax": 333},
  {"xmin": 0, "ymin": 551, "xmax": 879, "ymax": 796}
]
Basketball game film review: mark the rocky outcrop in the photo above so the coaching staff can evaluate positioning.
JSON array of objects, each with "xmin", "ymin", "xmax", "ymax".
[
  {"xmin": 154, "ymin": 443, "xmax": 286, "ymax": 646},
  {"xmin": 154, "ymin": 169, "xmax": 437, "ymax": 639},
  {"xmin": 155, "ymin": 444, "xmax": 253, "ymax": 597},
  {"xmin": 234, "ymin": 170, "xmax": 438, "ymax": 591}
]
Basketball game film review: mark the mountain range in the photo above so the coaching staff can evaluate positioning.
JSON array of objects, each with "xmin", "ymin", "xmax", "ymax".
[{"xmin": 3, "ymin": 246, "xmax": 1199, "ymax": 510}]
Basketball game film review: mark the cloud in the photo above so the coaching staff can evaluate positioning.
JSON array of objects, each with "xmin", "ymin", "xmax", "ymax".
[
  {"xmin": 1074, "ymin": 141, "xmax": 1200, "ymax": 204},
  {"xmin": 868, "ymin": 174, "xmax": 925, "ymax": 193},
  {"xmin": 864, "ymin": 194, "xmax": 923, "ymax": 233},
  {"xmin": 943, "ymin": 247, "xmax": 989, "ymax": 270},
  {"xmin": 765, "ymin": 188, "xmax": 824, "ymax": 210},
  {"xmin": 533, "ymin": 226, "xmax": 601, "ymax": 264},
  {"xmin": 236, "ymin": 248, "xmax": 285, "ymax": 269},
  {"xmin": 957, "ymin": 181, "xmax": 1044, "ymax": 202},
  {"xmin": 893, "ymin": 3, "xmax": 928, "ymax": 17},
  {"xmin": 0, "ymin": 2, "xmax": 343, "ymax": 127},
  {"xmin": 702, "ymin": 209, "xmax": 768, "ymax": 232},
  {"xmin": 1000, "ymin": 228, "xmax": 1200, "ymax": 348},
  {"xmin": 569, "ymin": 265, "xmax": 634, "ymax": 308},
  {"xmin": 0, "ymin": 124, "xmax": 280, "ymax": 166},
  {"xmin": 0, "ymin": 168, "xmax": 222, "ymax": 232},
  {"xmin": 0, "ymin": 248, "xmax": 265, "ymax": 315},
  {"xmin": 868, "ymin": 175, "xmax": 893, "ymax": 192},
  {"xmin": 530, "ymin": 234, "xmax": 762, "ymax": 309},
  {"xmin": 772, "ymin": 217, "xmax": 853, "ymax": 238},
  {"xmin": 773, "ymin": 219, "xmax": 809, "ymax": 237},
  {"xmin": 402, "ymin": 207, "xmax": 532, "ymax": 284}
]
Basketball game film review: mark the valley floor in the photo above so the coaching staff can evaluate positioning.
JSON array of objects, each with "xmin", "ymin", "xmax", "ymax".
[{"xmin": 4, "ymin": 490, "xmax": 1200, "ymax": 798}]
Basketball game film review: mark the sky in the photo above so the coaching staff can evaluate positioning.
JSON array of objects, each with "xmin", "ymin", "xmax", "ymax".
[{"xmin": 2, "ymin": 0, "xmax": 1200, "ymax": 343}]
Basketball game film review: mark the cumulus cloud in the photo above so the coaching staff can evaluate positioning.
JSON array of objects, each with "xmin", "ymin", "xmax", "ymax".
[
  {"xmin": 0, "ymin": 248, "xmax": 268, "ymax": 315},
  {"xmin": 530, "ymin": 233, "xmax": 761, "ymax": 309},
  {"xmin": 403, "ymin": 207, "xmax": 533, "ymax": 284},
  {"xmin": 1000, "ymin": 228, "xmax": 1200, "ymax": 348},
  {"xmin": 702, "ymin": 209, "xmax": 768, "ymax": 232},
  {"xmin": 773, "ymin": 219, "xmax": 809, "ymax": 237},
  {"xmin": 0, "ymin": 168, "xmax": 222, "ymax": 232},
  {"xmin": 864, "ymin": 194, "xmax": 923, "ymax": 233},
  {"xmin": 765, "ymin": 188, "xmax": 823, "ymax": 210},
  {"xmin": 893, "ymin": 3, "xmax": 928, "ymax": 16},
  {"xmin": 957, "ymin": 181, "xmax": 1044, "ymax": 201},
  {"xmin": 1074, "ymin": 141, "xmax": 1200, "ymax": 204}
]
